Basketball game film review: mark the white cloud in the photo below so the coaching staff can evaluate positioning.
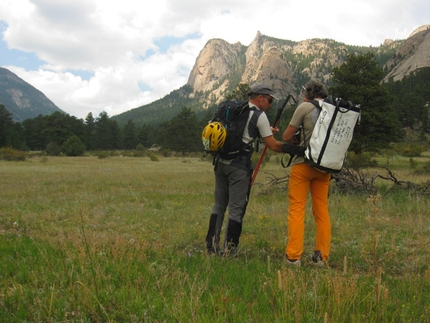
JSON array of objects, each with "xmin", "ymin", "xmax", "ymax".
[{"xmin": 0, "ymin": 0, "xmax": 428, "ymax": 119}]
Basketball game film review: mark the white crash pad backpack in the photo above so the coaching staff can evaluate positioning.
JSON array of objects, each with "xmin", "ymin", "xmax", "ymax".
[{"xmin": 305, "ymin": 98, "xmax": 361, "ymax": 173}]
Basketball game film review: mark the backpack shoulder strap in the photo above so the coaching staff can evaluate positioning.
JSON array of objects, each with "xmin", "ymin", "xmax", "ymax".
[
  {"xmin": 224, "ymin": 100, "xmax": 250, "ymax": 121},
  {"xmin": 309, "ymin": 99, "xmax": 321, "ymax": 110},
  {"xmin": 285, "ymin": 100, "xmax": 320, "ymax": 168}
]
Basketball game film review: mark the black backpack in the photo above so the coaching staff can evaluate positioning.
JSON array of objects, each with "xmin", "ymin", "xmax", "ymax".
[{"xmin": 210, "ymin": 99, "xmax": 257, "ymax": 160}]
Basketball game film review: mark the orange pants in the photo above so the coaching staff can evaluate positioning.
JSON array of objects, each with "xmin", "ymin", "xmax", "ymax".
[{"xmin": 286, "ymin": 162, "xmax": 331, "ymax": 261}]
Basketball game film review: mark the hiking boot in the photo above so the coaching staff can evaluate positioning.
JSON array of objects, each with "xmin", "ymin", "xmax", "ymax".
[
  {"xmin": 286, "ymin": 258, "xmax": 301, "ymax": 267},
  {"xmin": 312, "ymin": 250, "xmax": 326, "ymax": 267},
  {"xmin": 206, "ymin": 246, "xmax": 219, "ymax": 256},
  {"xmin": 221, "ymin": 242, "xmax": 238, "ymax": 258},
  {"xmin": 206, "ymin": 214, "xmax": 221, "ymax": 249}
]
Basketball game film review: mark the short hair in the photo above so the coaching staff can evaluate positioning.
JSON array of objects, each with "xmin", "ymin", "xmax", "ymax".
[
  {"xmin": 302, "ymin": 80, "xmax": 328, "ymax": 100},
  {"xmin": 249, "ymin": 93, "xmax": 260, "ymax": 100}
]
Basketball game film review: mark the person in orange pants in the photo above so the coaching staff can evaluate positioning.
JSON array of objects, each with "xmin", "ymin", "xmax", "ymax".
[{"xmin": 282, "ymin": 80, "xmax": 331, "ymax": 267}]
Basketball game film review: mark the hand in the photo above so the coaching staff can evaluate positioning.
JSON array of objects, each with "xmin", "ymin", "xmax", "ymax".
[
  {"xmin": 271, "ymin": 126, "xmax": 280, "ymax": 134},
  {"xmin": 293, "ymin": 128, "xmax": 301, "ymax": 144}
]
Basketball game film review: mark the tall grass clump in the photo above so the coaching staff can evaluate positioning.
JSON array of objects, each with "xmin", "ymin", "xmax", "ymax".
[{"xmin": 1, "ymin": 155, "xmax": 429, "ymax": 322}]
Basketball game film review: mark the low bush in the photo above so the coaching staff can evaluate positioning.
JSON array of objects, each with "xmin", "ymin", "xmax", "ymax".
[
  {"xmin": 0, "ymin": 147, "xmax": 26, "ymax": 161},
  {"xmin": 345, "ymin": 151, "xmax": 378, "ymax": 169},
  {"xmin": 62, "ymin": 135, "xmax": 86, "ymax": 156},
  {"xmin": 393, "ymin": 142, "xmax": 426, "ymax": 157},
  {"xmin": 46, "ymin": 141, "xmax": 61, "ymax": 156},
  {"xmin": 150, "ymin": 153, "xmax": 159, "ymax": 161}
]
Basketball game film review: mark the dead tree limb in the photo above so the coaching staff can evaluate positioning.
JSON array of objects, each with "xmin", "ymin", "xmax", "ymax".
[
  {"xmin": 254, "ymin": 172, "xmax": 289, "ymax": 194},
  {"xmin": 374, "ymin": 166, "xmax": 430, "ymax": 194},
  {"xmin": 257, "ymin": 166, "xmax": 430, "ymax": 195},
  {"xmin": 331, "ymin": 167, "xmax": 379, "ymax": 195}
]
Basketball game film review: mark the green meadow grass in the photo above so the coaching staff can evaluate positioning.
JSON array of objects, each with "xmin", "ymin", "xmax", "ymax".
[{"xmin": 1, "ymin": 155, "xmax": 429, "ymax": 322}]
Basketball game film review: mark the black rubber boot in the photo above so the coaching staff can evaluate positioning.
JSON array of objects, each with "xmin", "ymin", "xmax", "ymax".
[
  {"xmin": 205, "ymin": 214, "xmax": 221, "ymax": 255},
  {"xmin": 226, "ymin": 219, "xmax": 242, "ymax": 246},
  {"xmin": 223, "ymin": 219, "xmax": 242, "ymax": 257}
]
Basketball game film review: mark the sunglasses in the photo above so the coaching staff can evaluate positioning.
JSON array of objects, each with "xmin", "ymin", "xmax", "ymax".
[{"xmin": 263, "ymin": 95, "xmax": 273, "ymax": 104}]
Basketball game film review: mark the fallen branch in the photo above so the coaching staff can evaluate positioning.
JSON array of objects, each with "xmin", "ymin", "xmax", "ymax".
[
  {"xmin": 254, "ymin": 172, "xmax": 289, "ymax": 194},
  {"xmin": 374, "ymin": 167, "xmax": 430, "ymax": 194},
  {"xmin": 331, "ymin": 167, "xmax": 379, "ymax": 195},
  {"xmin": 257, "ymin": 166, "xmax": 430, "ymax": 195}
]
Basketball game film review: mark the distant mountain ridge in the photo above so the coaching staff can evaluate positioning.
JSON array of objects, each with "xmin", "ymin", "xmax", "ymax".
[
  {"xmin": 0, "ymin": 67, "xmax": 64, "ymax": 122},
  {"xmin": 1, "ymin": 25, "xmax": 429, "ymax": 125}
]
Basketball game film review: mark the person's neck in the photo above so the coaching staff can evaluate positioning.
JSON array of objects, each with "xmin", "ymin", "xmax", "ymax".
[{"xmin": 248, "ymin": 101, "xmax": 260, "ymax": 110}]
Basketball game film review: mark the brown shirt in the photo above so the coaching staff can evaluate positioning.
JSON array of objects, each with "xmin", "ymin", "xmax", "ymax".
[{"xmin": 289, "ymin": 100, "xmax": 321, "ymax": 165}]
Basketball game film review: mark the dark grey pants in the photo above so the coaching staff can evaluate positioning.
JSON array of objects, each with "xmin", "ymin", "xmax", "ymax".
[{"xmin": 208, "ymin": 162, "xmax": 252, "ymax": 247}]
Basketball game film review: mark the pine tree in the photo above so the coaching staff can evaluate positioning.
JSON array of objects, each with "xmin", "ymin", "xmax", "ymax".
[
  {"xmin": 84, "ymin": 112, "xmax": 96, "ymax": 150},
  {"xmin": 330, "ymin": 53, "xmax": 404, "ymax": 154},
  {"xmin": 122, "ymin": 119, "xmax": 138, "ymax": 149},
  {"xmin": 165, "ymin": 107, "xmax": 200, "ymax": 154}
]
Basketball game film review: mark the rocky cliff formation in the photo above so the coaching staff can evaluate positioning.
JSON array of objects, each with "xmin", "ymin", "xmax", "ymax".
[
  {"xmin": 240, "ymin": 32, "xmax": 294, "ymax": 94},
  {"xmin": 187, "ymin": 39, "xmax": 245, "ymax": 102},
  {"xmin": 112, "ymin": 24, "xmax": 430, "ymax": 126},
  {"xmin": 384, "ymin": 25, "xmax": 430, "ymax": 82},
  {"xmin": 187, "ymin": 25, "xmax": 430, "ymax": 109}
]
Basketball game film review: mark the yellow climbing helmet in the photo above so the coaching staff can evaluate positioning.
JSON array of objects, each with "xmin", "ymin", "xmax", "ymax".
[{"xmin": 202, "ymin": 122, "xmax": 226, "ymax": 152}]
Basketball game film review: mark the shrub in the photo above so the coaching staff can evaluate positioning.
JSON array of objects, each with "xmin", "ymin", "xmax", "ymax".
[
  {"xmin": 95, "ymin": 151, "xmax": 110, "ymax": 159},
  {"xmin": 133, "ymin": 150, "xmax": 146, "ymax": 157},
  {"xmin": 136, "ymin": 143, "xmax": 146, "ymax": 151},
  {"xmin": 0, "ymin": 147, "xmax": 26, "ymax": 161},
  {"xmin": 393, "ymin": 142, "xmax": 426, "ymax": 157},
  {"xmin": 149, "ymin": 153, "xmax": 159, "ymax": 161},
  {"xmin": 161, "ymin": 149, "xmax": 171, "ymax": 157},
  {"xmin": 46, "ymin": 141, "xmax": 61, "ymax": 156},
  {"xmin": 62, "ymin": 135, "xmax": 86, "ymax": 156},
  {"xmin": 345, "ymin": 151, "xmax": 377, "ymax": 169}
]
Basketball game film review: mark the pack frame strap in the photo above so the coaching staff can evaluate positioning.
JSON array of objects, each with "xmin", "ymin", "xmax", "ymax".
[
  {"xmin": 282, "ymin": 100, "xmax": 320, "ymax": 169},
  {"xmin": 250, "ymin": 94, "xmax": 297, "ymax": 186},
  {"xmin": 281, "ymin": 154, "xmax": 294, "ymax": 168},
  {"xmin": 315, "ymin": 100, "xmax": 341, "ymax": 165}
]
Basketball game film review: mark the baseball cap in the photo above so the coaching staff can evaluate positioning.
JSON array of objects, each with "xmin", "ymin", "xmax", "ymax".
[{"xmin": 248, "ymin": 83, "xmax": 278, "ymax": 99}]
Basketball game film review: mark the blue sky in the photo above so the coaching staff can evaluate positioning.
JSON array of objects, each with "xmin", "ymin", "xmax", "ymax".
[{"xmin": 0, "ymin": 0, "xmax": 428, "ymax": 119}]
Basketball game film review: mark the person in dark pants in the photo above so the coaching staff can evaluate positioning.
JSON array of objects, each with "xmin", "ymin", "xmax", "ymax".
[{"xmin": 205, "ymin": 83, "xmax": 285, "ymax": 256}]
